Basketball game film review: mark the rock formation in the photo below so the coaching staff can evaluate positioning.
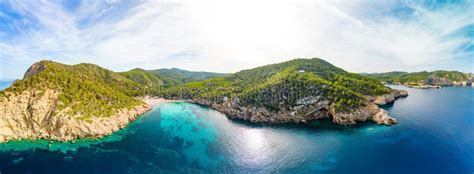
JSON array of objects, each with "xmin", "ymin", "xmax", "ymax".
[
  {"xmin": 186, "ymin": 89, "xmax": 408, "ymax": 126},
  {"xmin": 0, "ymin": 89, "xmax": 151, "ymax": 143},
  {"xmin": 370, "ymin": 89, "xmax": 408, "ymax": 105}
]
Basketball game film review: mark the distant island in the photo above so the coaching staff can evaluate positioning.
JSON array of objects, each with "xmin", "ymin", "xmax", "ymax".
[
  {"xmin": 363, "ymin": 71, "xmax": 473, "ymax": 88},
  {"xmin": 0, "ymin": 58, "xmax": 407, "ymax": 143}
]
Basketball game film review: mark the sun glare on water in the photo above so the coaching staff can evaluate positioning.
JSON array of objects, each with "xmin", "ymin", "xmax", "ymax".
[{"xmin": 244, "ymin": 129, "xmax": 265, "ymax": 150}]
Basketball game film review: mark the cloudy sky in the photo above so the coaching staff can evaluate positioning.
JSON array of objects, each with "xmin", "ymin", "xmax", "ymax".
[{"xmin": 0, "ymin": 0, "xmax": 473, "ymax": 79}]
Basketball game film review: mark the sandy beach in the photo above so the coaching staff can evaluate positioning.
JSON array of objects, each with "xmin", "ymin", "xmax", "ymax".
[{"xmin": 142, "ymin": 96, "xmax": 184, "ymax": 107}]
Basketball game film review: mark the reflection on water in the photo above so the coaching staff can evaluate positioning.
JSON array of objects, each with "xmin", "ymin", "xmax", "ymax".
[
  {"xmin": 0, "ymin": 86, "xmax": 473, "ymax": 173},
  {"xmin": 244, "ymin": 129, "xmax": 264, "ymax": 150}
]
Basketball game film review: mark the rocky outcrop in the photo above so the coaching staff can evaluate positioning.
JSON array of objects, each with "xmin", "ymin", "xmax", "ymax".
[
  {"xmin": 417, "ymin": 75, "xmax": 472, "ymax": 87},
  {"xmin": 407, "ymin": 85, "xmax": 441, "ymax": 89},
  {"xmin": 184, "ymin": 89, "xmax": 407, "ymax": 126},
  {"xmin": 0, "ymin": 89, "xmax": 151, "ymax": 142},
  {"xmin": 425, "ymin": 75, "xmax": 454, "ymax": 86},
  {"xmin": 371, "ymin": 109, "xmax": 397, "ymax": 125},
  {"xmin": 330, "ymin": 103, "xmax": 397, "ymax": 125},
  {"xmin": 370, "ymin": 89, "xmax": 408, "ymax": 105},
  {"xmin": 23, "ymin": 61, "xmax": 47, "ymax": 79},
  {"xmin": 201, "ymin": 97, "xmax": 331, "ymax": 124}
]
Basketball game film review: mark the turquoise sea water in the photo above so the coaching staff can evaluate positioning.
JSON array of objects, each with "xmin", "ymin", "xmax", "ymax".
[{"xmin": 0, "ymin": 85, "xmax": 473, "ymax": 173}]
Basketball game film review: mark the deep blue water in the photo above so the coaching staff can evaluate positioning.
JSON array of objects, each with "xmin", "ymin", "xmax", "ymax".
[{"xmin": 0, "ymin": 85, "xmax": 473, "ymax": 173}]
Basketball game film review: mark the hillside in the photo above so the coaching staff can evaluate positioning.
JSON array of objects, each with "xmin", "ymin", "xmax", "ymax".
[
  {"xmin": 0, "ymin": 61, "xmax": 152, "ymax": 142},
  {"xmin": 3, "ymin": 61, "xmax": 148, "ymax": 118},
  {"xmin": 120, "ymin": 68, "xmax": 164, "ymax": 87},
  {"xmin": 162, "ymin": 58, "xmax": 407, "ymax": 125},
  {"xmin": 150, "ymin": 68, "xmax": 227, "ymax": 86},
  {"xmin": 364, "ymin": 71, "xmax": 472, "ymax": 86},
  {"xmin": 119, "ymin": 67, "xmax": 224, "ymax": 90},
  {"xmin": 119, "ymin": 68, "xmax": 165, "ymax": 94}
]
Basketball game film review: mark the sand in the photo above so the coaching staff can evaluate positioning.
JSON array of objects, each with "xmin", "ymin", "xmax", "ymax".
[{"xmin": 142, "ymin": 96, "xmax": 184, "ymax": 107}]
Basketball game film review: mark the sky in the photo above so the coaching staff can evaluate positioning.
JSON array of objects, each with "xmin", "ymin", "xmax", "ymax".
[{"xmin": 0, "ymin": 0, "xmax": 473, "ymax": 80}]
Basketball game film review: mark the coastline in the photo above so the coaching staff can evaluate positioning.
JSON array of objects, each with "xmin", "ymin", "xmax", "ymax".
[
  {"xmin": 142, "ymin": 96, "xmax": 185, "ymax": 107},
  {"xmin": 0, "ymin": 95, "xmax": 183, "ymax": 143},
  {"xmin": 386, "ymin": 83, "xmax": 473, "ymax": 89},
  {"xmin": 0, "ymin": 92, "xmax": 406, "ymax": 143},
  {"xmin": 407, "ymin": 85, "xmax": 441, "ymax": 89},
  {"xmin": 0, "ymin": 85, "xmax": 408, "ymax": 143},
  {"xmin": 170, "ymin": 89, "xmax": 408, "ymax": 126}
]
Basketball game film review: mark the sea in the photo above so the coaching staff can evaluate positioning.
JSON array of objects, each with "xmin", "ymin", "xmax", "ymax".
[
  {"xmin": 0, "ymin": 84, "xmax": 472, "ymax": 173},
  {"xmin": 0, "ymin": 80, "xmax": 14, "ymax": 91}
]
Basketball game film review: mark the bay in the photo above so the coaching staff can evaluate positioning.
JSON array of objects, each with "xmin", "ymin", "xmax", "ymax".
[{"xmin": 0, "ymin": 85, "xmax": 473, "ymax": 173}]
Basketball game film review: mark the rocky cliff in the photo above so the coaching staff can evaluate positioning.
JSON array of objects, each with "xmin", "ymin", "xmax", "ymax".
[
  {"xmin": 370, "ymin": 89, "xmax": 408, "ymax": 105},
  {"xmin": 184, "ymin": 89, "xmax": 407, "ymax": 126},
  {"xmin": 0, "ymin": 89, "xmax": 151, "ymax": 142},
  {"xmin": 0, "ymin": 60, "xmax": 157, "ymax": 143}
]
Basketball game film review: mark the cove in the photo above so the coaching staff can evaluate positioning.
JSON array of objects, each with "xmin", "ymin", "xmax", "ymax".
[{"xmin": 0, "ymin": 85, "xmax": 473, "ymax": 173}]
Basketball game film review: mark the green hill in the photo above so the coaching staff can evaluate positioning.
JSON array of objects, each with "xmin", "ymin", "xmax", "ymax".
[
  {"xmin": 162, "ymin": 58, "xmax": 392, "ymax": 112},
  {"xmin": 150, "ymin": 68, "xmax": 227, "ymax": 86},
  {"xmin": 120, "ymin": 68, "xmax": 163, "ymax": 87},
  {"xmin": 119, "ymin": 68, "xmax": 165, "ymax": 94},
  {"xmin": 364, "ymin": 70, "xmax": 470, "ymax": 85},
  {"xmin": 1, "ymin": 60, "xmax": 147, "ymax": 119},
  {"xmin": 0, "ymin": 61, "xmax": 227, "ymax": 120}
]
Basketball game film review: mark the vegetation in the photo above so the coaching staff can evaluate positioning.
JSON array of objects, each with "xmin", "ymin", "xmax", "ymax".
[
  {"xmin": 161, "ymin": 58, "xmax": 391, "ymax": 112},
  {"xmin": 0, "ymin": 61, "xmax": 229, "ymax": 120},
  {"xmin": 120, "ymin": 68, "xmax": 163, "ymax": 87},
  {"xmin": 364, "ymin": 71, "xmax": 470, "ymax": 85},
  {"xmin": 2, "ymin": 58, "xmax": 393, "ymax": 119},
  {"xmin": 2, "ymin": 61, "xmax": 146, "ymax": 120},
  {"xmin": 150, "ymin": 68, "xmax": 227, "ymax": 87},
  {"xmin": 119, "ymin": 68, "xmax": 165, "ymax": 94}
]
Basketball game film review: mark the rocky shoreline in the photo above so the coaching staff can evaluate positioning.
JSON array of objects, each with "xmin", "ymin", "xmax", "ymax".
[
  {"xmin": 0, "ymin": 88, "xmax": 408, "ymax": 143},
  {"xmin": 0, "ymin": 89, "xmax": 155, "ymax": 143},
  {"xmin": 387, "ymin": 77, "xmax": 473, "ymax": 89},
  {"xmin": 406, "ymin": 85, "xmax": 442, "ymax": 89},
  {"xmin": 181, "ymin": 89, "xmax": 408, "ymax": 126}
]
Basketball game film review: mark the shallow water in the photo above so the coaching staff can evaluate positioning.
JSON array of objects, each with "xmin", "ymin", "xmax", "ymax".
[{"xmin": 0, "ymin": 85, "xmax": 473, "ymax": 173}]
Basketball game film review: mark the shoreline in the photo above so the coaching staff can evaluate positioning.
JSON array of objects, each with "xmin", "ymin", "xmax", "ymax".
[
  {"xmin": 406, "ymin": 85, "xmax": 442, "ymax": 89},
  {"xmin": 175, "ymin": 89, "xmax": 408, "ymax": 126},
  {"xmin": 0, "ymin": 96, "xmax": 182, "ymax": 143},
  {"xmin": 0, "ymin": 93, "xmax": 402, "ymax": 144},
  {"xmin": 142, "ymin": 96, "xmax": 185, "ymax": 107}
]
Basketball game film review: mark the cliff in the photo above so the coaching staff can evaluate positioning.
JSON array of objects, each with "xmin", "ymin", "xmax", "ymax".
[
  {"xmin": 184, "ymin": 88, "xmax": 407, "ymax": 126},
  {"xmin": 0, "ymin": 89, "xmax": 151, "ymax": 142},
  {"xmin": 0, "ymin": 61, "xmax": 153, "ymax": 142}
]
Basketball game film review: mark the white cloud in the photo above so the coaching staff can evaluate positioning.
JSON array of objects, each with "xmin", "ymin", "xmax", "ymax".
[{"xmin": 0, "ymin": 0, "xmax": 473, "ymax": 79}]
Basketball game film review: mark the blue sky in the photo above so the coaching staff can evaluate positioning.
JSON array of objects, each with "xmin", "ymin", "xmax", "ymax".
[{"xmin": 0, "ymin": 0, "xmax": 473, "ymax": 79}]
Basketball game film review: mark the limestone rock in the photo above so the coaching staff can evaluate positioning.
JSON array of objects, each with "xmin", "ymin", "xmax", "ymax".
[
  {"xmin": 372, "ymin": 89, "xmax": 408, "ymax": 105},
  {"xmin": 23, "ymin": 61, "xmax": 47, "ymax": 79},
  {"xmin": 0, "ymin": 89, "xmax": 151, "ymax": 143},
  {"xmin": 186, "ymin": 89, "xmax": 406, "ymax": 126},
  {"xmin": 371, "ymin": 108, "xmax": 397, "ymax": 125}
]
